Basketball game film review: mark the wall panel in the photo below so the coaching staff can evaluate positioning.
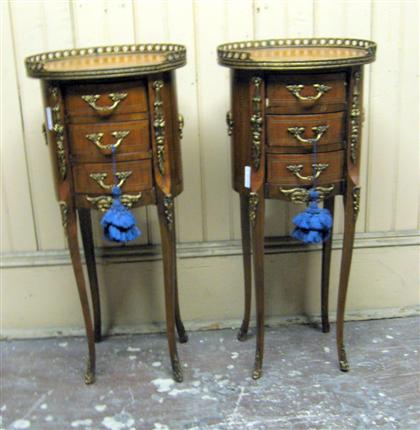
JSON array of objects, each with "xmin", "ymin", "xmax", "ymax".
[
  {"xmin": 2, "ymin": 0, "xmax": 419, "ymax": 254},
  {"xmin": 394, "ymin": 0, "xmax": 419, "ymax": 231},
  {"xmin": 314, "ymin": 0, "xmax": 373, "ymax": 235},
  {"xmin": 166, "ymin": 0, "xmax": 205, "ymax": 242},
  {"xmin": 366, "ymin": 0, "xmax": 402, "ymax": 231},
  {"xmin": 225, "ymin": 0, "xmax": 255, "ymax": 240},
  {"xmin": 132, "ymin": 0, "xmax": 171, "ymax": 245},
  {"xmin": 193, "ymin": 0, "xmax": 232, "ymax": 241},
  {"xmin": 253, "ymin": 0, "xmax": 288, "ymax": 237},
  {"xmin": 2, "ymin": 0, "xmax": 419, "ymax": 337},
  {"xmin": 71, "ymin": 0, "xmax": 149, "ymax": 246},
  {"xmin": 9, "ymin": 1, "xmax": 71, "ymax": 250},
  {"xmin": 1, "ymin": 2, "xmax": 37, "ymax": 252}
]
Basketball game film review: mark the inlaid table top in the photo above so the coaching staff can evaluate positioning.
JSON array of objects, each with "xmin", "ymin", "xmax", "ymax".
[
  {"xmin": 25, "ymin": 43, "xmax": 186, "ymax": 80},
  {"xmin": 218, "ymin": 38, "xmax": 376, "ymax": 70}
]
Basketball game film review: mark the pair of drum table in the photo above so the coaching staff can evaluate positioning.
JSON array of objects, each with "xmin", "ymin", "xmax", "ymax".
[{"xmin": 26, "ymin": 38, "xmax": 376, "ymax": 384}]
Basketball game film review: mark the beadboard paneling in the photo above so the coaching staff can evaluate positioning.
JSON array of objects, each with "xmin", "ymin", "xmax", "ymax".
[
  {"xmin": 1, "ymin": 2, "xmax": 37, "ymax": 252},
  {"xmin": 8, "ymin": 0, "xmax": 69, "ymax": 250},
  {"xmin": 2, "ymin": 0, "xmax": 419, "ymax": 254}
]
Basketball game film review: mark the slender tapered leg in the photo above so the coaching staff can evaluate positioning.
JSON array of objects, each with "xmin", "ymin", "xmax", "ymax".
[
  {"xmin": 336, "ymin": 185, "xmax": 359, "ymax": 372},
  {"xmin": 157, "ymin": 192, "xmax": 183, "ymax": 382},
  {"xmin": 238, "ymin": 193, "xmax": 252, "ymax": 341},
  {"xmin": 321, "ymin": 197, "xmax": 335, "ymax": 333},
  {"xmin": 250, "ymin": 191, "xmax": 265, "ymax": 380},
  {"xmin": 78, "ymin": 208, "xmax": 102, "ymax": 343},
  {"xmin": 174, "ymin": 264, "xmax": 188, "ymax": 343},
  {"xmin": 66, "ymin": 205, "xmax": 96, "ymax": 384}
]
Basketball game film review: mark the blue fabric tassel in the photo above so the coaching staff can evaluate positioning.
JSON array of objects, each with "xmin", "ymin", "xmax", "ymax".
[
  {"xmin": 100, "ymin": 186, "xmax": 141, "ymax": 243},
  {"xmin": 291, "ymin": 189, "xmax": 333, "ymax": 244}
]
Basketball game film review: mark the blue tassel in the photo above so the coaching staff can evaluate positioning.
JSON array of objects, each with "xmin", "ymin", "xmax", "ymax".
[
  {"xmin": 291, "ymin": 189, "xmax": 333, "ymax": 244},
  {"xmin": 100, "ymin": 186, "xmax": 141, "ymax": 243}
]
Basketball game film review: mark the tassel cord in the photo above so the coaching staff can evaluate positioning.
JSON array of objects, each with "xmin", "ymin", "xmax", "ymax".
[{"xmin": 99, "ymin": 142, "xmax": 141, "ymax": 243}]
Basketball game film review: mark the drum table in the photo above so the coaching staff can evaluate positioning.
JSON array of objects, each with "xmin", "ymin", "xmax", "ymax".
[
  {"xmin": 218, "ymin": 38, "xmax": 376, "ymax": 378},
  {"xmin": 26, "ymin": 43, "xmax": 188, "ymax": 384}
]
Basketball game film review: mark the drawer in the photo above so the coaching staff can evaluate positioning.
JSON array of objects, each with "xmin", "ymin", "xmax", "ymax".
[
  {"xmin": 69, "ymin": 120, "xmax": 151, "ymax": 162},
  {"xmin": 76, "ymin": 188, "xmax": 156, "ymax": 211},
  {"xmin": 266, "ymin": 73, "xmax": 347, "ymax": 114},
  {"xmin": 266, "ymin": 112, "xmax": 345, "ymax": 152},
  {"xmin": 267, "ymin": 150, "xmax": 344, "ymax": 186},
  {"xmin": 73, "ymin": 160, "xmax": 153, "ymax": 194},
  {"xmin": 64, "ymin": 80, "xmax": 148, "ymax": 119}
]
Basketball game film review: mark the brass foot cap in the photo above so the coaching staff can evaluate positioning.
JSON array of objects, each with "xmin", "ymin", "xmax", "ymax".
[
  {"xmin": 237, "ymin": 327, "xmax": 248, "ymax": 342},
  {"xmin": 172, "ymin": 359, "xmax": 183, "ymax": 383},
  {"xmin": 252, "ymin": 368, "xmax": 262, "ymax": 380},
  {"xmin": 339, "ymin": 360, "xmax": 350, "ymax": 372},
  {"xmin": 173, "ymin": 368, "xmax": 183, "ymax": 383},
  {"xmin": 84, "ymin": 371, "xmax": 95, "ymax": 385},
  {"xmin": 178, "ymin": 331, "xmax": 188, "ymax": 344}
]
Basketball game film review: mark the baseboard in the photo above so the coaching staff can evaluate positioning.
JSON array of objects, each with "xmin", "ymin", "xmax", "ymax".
[
  {"xmin": 3, "ymin": 306, "xmax": 419, "ymax": 340},
  {"xmin": 1, "ymin": 230, "xmax": 419, "ymax": 268}
]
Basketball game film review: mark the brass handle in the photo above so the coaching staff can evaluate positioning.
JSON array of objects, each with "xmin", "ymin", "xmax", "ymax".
[
  {"xmin": 286, "ymin": 163, "xmax": 329, "ymax": 181},
  {"xmin": 81, "ymin": 92, "xmax": 128, "ymax": 115},
  {"xmin": 286, "ymin": 84, "xmax": 331, "ymax": 101},
  {"xmin": 85, "ymin": 130, "xmax": 130, "ymax": 152},
  {"xmin": 89, "ymin": 171, "xmax": 132, "ymax": 190},
  {"xmin": 280, "ymin": 185, "xmax": 335, "ymax": 204},
  {"xmin": 86, "ymin": 192, "xmax": 142, "ymax": 212},
  {"xmin": 287, "ymin": 125, "xmax": 329, "ymax": 144},
  {"xmin": 178, "ymin": 114, "xmax": 184, "ymax": 139},
  {"xmin": 226, "ymin": 111, "xmax": 234, "ymax": 136},
  {"xmin": 42, "ymin": 123, "xmax": 48, "ymax": 145}
]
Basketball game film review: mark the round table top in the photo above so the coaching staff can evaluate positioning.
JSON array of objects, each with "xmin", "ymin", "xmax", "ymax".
[
  {"xmin": 25, "ymin": 43, "xmax": 186, "ymax": 80},
  {"xmin": 218, "ymin": 38, "xmax": 376, "ymax": 70}
]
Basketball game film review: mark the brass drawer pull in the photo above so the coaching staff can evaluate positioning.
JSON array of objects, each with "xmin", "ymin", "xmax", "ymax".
[
  {"xmin": 287, "ymin": 125, "xmax": 329, "ymax": 144},
  {"xmin": 280, "ymin": 185, "xmax": 334, "ymax": 204},
  {"xmin": 178, "ymin": 114, "xmax": 184, "ymax": 139},
  {"xmin": 89, "ymin": 171, "xmax": 132, "ymax": 190},
  {"xmin": 287, "ymin": 163, "xmax": 329, "ymax": 181},
  {"xmin": 86, "ymin": 192, "xmax": 142, "ymax": 212},
  {"xmin": 286, "ymin": 84, "xmax": 331, "ymax": 101},
  {"xmin": 42, "ymin": 123, "xmax": 48, "ymax": 145},
  {"xmin": 81, "ymin": 92, "xmax": 128, "ymax": 115},
  {"xmin": 226, "ymin": 111, "xmax": 234, "ymax": 136},
  {"xmin": 85, "ymin": 130, "xmax": 130, "ymax": 152}
]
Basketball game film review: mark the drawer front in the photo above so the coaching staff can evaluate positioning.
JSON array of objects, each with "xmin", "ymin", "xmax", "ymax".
[
  {"xmin": 73, "ymin": 160, "xmax": 153, "ymax": 194},
  {"xmin": 267, "ymin": 150, "xmax": 344, "ymax": 186},
  {"xmin": 64, "ymin": 80, "xmax": 148, "ymax": 119},
  {"xmin": 266, "ymin": 73, "xmax": 347, "ymax": 114},
  {"xmin": 76, "ymin": 188, "xmax": 156, "ymax": 211},
  {"xmin": 266, "ymin": 112, "xmax": 345, "ymax": 151},
  {"xmin": 69, "ymin": 120, "xmax": 151, "ymax": 162}
]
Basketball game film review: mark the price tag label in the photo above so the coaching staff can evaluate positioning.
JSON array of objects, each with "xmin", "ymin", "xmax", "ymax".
[
  {"xmin": 46, "ymin": 107, "xmax": 53, "ymax": 131},
  {"xmin": 244, "ymin": 165, "xmax": 251, "ymax": 189}
]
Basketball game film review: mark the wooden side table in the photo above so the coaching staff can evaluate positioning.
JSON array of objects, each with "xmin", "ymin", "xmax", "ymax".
[
  {"xmin": 218, "ymin": 38, "xmax": 376, "ymax": 379},
  {"xmin": 26, "ymin": 44, "xmax": 188, "ymax": 384}
]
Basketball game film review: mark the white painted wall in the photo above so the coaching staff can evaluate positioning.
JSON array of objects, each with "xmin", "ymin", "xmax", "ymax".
[{"xmin": 1, "ymin": 0, "xmax": 419, "ymax": 335}]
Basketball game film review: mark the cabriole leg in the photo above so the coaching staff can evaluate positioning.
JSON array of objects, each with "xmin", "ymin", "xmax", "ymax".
[
  {"xmin": 157, "ymin": 192, "xmax": 183, "ymax": 382},
  {"xmin": 250, "ymin": 191, "xmax": 265, "ymax": 380},
  {"xmin": 174, "ymin": 265, "xmax": 188, "ymax": 343},
  {"xmin": 336, "ymin": 185, "xmax": 359, "ymax": 372},
  {"xmin": 238, "ymin": 193, "xmax": 252, "ymax": 341},
  {"xmin": 63, "ymin": 203, "xmax": 96, "ymax": 384},
  {"xmin": 321, "ymin": 197, "xmax": 335, "ymax": 333},
  {"xmin": 78, "ymin": 208, "xmax": 102, "ymax": 343}
]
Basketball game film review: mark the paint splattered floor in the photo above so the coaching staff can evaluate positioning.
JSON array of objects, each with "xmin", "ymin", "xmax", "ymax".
[{"xmin": 2, "ymin": 317, "xmax": 419, "ymax": 430}]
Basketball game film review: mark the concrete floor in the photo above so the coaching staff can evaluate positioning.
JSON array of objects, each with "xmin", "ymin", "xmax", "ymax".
[{"xmin": 1, "ymin": 317, "xmax": 419, "ymax": 430}]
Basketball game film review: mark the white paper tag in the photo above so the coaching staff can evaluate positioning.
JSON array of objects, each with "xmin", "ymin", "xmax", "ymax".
[
  {"xmin": 244, "ymin": 165, "xmax": 251, "ymax": 189},
  {"xmin": 46, "ymin": 107, "xmax": 53, "ymax": 131}
]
